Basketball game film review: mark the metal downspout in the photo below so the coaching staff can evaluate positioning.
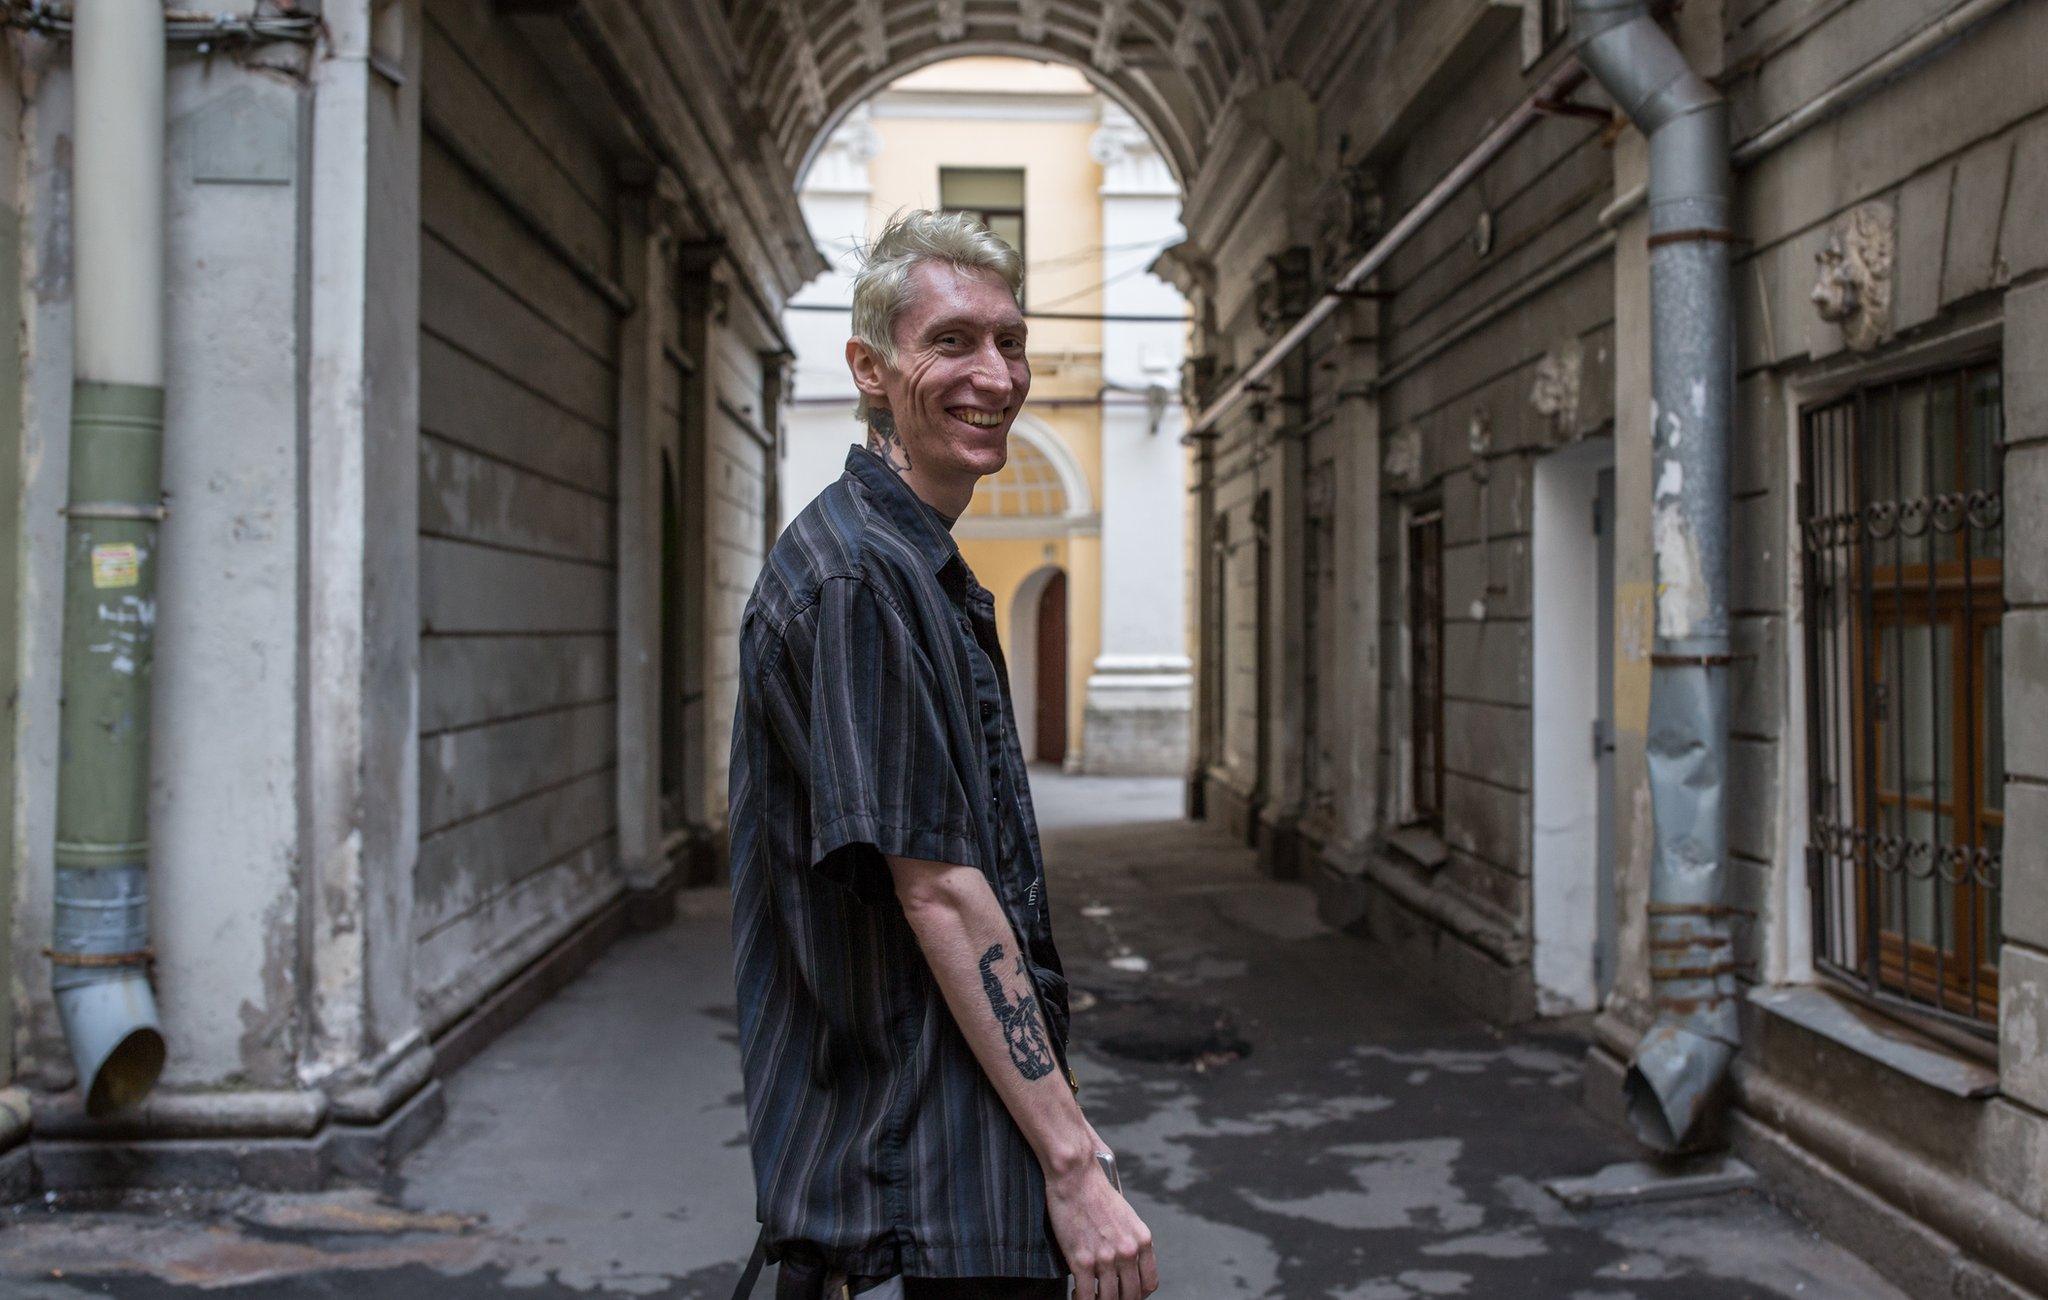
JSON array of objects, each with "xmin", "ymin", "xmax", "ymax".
[
  {"xmin": 53, "ymin": 0, "xmax": 168, "ymax": 1117},
  {"xmin": 1571, "ymin": 0, "xmax": 1736, "ymax": 1152}
]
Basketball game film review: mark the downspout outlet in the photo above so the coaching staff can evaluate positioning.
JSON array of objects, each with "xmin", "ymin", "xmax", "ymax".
[{"xmin": 52, "ymin": 871, "xmax": 167, "ymax": 1118}]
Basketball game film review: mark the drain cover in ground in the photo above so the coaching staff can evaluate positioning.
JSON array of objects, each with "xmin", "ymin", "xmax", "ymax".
[{"xmin": 1082, "ymin": 993, "xmax": 1250, "ymax": 1066}]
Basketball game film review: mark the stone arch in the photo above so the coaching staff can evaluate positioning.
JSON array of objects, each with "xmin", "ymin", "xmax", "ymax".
[
  {"xmin": 796, "ymin": 41, "xmax": 1196, "ymax": 190},
  {"xmin": 720, "ymin": 0, "xmax": 1272, "ymax": 190}
]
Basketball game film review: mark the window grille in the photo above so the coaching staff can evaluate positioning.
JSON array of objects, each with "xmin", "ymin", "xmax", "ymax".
[
  {"xmin": 1800, "ymin": 360, "xmax": 2004, "ymax": 1030},
  {"xmin": 1409, "ymin": 509, "xmax": 1445, "ymax": 827}
]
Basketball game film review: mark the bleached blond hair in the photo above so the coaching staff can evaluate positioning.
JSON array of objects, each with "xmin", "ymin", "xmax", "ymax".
[{"xmin": 848, "ymin": 209, "xmax": 1024, "ymax": 419}]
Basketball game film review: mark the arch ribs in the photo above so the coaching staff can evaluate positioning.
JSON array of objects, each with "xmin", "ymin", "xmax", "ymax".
[{"xmin": 713, "ymin": 0, "xmax": 1266, "ymax": 187}]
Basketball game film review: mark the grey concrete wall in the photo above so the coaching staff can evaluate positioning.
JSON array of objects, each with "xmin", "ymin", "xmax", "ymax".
[
  {"xmin": 0, "ymin": 0, "xmax": 803, "ymax": 1182},
  {"xmin": 2006, "ymin": 277, "xmax": 2048, "ymax": 1124},
  {"xmin": 698, "ymin": 281, "xmax": 778, "ymax": 836},
  {"xmin": 414, "ymin": 0, "xmax": 627, "ymax": 1035},
  {"xmin": 1181, "ymin": 11, "xmax": 2048, "ymax": 1279},
  {"xmin": 1699, "ymin": 0, "xmax": 2048, "ymax": 1004},
  {"xmin": 1368, "ymin": 27, "xmax": 1617, "ymax": 944}
]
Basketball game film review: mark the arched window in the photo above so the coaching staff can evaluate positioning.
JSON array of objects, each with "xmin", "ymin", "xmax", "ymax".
[{"xmin": 966, "ymin": 438, "xmax": 1069, "ymax": 519}]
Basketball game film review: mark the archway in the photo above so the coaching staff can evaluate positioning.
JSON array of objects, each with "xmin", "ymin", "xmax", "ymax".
[
  {"xmin": 780, "ymin": 48, "xmax": 1195, "ymax": 782},
  {"xmin": 732, "ymin": 0, "xmax": 1279, "ymax": 193}
]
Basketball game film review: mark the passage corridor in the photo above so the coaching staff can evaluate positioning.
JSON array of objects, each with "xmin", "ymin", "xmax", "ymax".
[{"xmin": 3, "ymin": 774, "xmax": 1899, "ymax": 1298}]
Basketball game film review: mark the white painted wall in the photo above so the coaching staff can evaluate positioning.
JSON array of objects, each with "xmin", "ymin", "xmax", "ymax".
[
  {"xmin": 1092, "ymin": 105, "xmax": 1186, "ymax": 664},
  {"xmin": 1531, "ymin": 440, "xmax": 1610, "ymax": 1015},
  {"xmin": 1080, "ymin": 102, "xmax": 1190, "ymax": 774},
  {"xmin": 781, "ymin": 109, "xmax": 873, "ymax": 527}
]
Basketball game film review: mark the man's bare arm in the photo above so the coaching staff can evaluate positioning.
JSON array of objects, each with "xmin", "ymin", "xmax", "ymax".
[
  {"xmin": 887, "ymin": 854, "xmax": 1089, "ymax": 1161},
  {"xmin": 887, "ymin": 854, "xmax": 1157, "ymax": 1298}
]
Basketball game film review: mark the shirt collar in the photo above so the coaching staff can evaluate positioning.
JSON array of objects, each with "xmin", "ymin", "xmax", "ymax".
[{"xmin": 843, "ymin": 445, "xmax": 963, "ymax": 577}]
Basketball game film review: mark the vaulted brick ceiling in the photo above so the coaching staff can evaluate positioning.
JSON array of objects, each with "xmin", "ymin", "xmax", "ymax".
[{"xmin": 715, "ymin": 0, "xmax": 1278, "ymax": 184}]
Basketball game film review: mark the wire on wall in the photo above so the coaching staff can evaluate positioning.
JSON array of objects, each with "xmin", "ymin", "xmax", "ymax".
[{"xmin": 2, "ymin": 1, "xmax": 321, "ymax": 46}]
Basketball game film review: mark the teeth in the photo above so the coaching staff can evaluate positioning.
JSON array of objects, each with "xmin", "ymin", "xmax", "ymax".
[{"xmin": 951, "ymin": 409, "xmax": 1002, "ymax": 427}]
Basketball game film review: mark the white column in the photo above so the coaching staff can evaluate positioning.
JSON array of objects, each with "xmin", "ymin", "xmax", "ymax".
[{"xmin": 1081, "ymin": 106, "xmax": 1191, "ymax": 775}]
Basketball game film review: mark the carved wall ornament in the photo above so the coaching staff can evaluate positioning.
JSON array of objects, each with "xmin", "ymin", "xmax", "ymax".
[
  {"xmin": 1811, "ymin": 201, "xmax": 1894, "ymax": 352},
  {"xmin": 1530, "ymin": 337, "xmax": 1584, "ymax": 432},
  {"xmin": 1087, "ymin": 116, "xmax": 1150, "ymax": 168},
  {"xmin": 1384, "ymin": 426, "xmax": 1423, "ymax": 489},
  {"xmin": 1255, "ymin": 246, "xmax": 1315, "ymax": 335},
  {"xmin": 1311, "ymin": 156, "xmax": 1381, "ymax": 275},
  {"xmin": 836, "ymin": 117, "xmax": 882, "ymax": 166}
]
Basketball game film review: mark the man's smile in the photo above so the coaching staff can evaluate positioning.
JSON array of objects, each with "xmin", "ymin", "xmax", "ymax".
[{"xmin": 948, "ymin": 407, "xmax": 1006, "ymax": 428}]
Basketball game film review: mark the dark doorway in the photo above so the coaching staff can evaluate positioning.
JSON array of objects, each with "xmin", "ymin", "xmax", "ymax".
[{"xmin": 1034, "ymin": 570, "xmax": 1068, "ymax": 764}]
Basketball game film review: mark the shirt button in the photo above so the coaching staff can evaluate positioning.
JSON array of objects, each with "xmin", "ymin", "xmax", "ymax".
[{"xmin": 979, "ymin": 700, "xmax": 995, "ymax": 720}]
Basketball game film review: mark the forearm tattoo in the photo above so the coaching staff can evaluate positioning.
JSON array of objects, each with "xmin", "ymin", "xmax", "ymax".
[
  {"xmin": 977, "ymin": 942, "xmax": 1056, "ymax": 1081},
  {"xmin": 867, "ymin": 408, "xmax": 912, "ymax": 473}
]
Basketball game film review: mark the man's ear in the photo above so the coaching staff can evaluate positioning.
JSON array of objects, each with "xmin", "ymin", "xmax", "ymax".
[{"xmin": 846, "ymin": 338, "xmax": 892, "ymax": 411}]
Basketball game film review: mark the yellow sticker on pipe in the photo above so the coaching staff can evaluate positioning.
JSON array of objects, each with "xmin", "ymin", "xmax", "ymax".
[{"xmin": 90, "ymin": 543, "xmax": 140, "ymax": 589}]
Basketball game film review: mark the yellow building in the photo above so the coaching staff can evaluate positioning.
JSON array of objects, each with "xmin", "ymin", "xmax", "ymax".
[{"xmin": 783, "ymin": 58, "xmax": 1191, "ymax": 773}]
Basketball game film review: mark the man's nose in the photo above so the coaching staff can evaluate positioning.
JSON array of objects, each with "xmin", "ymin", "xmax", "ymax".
[{"xmin": 968, "ymin": 340, "xmax": 1016, "ymax": 395}]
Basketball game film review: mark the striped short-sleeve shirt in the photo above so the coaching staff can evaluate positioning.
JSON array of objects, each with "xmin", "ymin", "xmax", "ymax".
[{"xmin": 728, "ymin": 445, "xmax": 1071, "ymax": 1280}]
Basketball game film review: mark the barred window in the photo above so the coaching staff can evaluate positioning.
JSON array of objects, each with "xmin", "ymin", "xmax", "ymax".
[
  {"xmin": 1409, "ymin": 508, "xmax": 1445, "ymax": 828},
  {"xmin": 1800, "ymin": 360, "xmax": 2004, "ymax": 1030}
]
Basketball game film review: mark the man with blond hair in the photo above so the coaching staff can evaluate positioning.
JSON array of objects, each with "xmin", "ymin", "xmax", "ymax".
[{"xmin": 727, "ymin": 210, "xmax": 1159, "ymax": 1300}]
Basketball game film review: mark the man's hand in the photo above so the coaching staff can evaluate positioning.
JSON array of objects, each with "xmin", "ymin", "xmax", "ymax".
[{"xmin": 1044, "ymin": 1152, "xmax": 1158, "ymax": 1299}]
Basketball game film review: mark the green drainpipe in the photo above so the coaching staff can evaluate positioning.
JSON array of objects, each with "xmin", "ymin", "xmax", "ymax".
[
  {"xmin": 53, "ymin": 0, "xmax": 169, "ymax": 1118},
  {"xmin": 51, "ymin": 381, "xmax": 167, "ymax": 1118}
]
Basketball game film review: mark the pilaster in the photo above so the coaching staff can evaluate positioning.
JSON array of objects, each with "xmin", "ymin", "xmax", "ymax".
[{"xmin": 302, "ymin": 0, "xmax": 424, "ymax": 1092}]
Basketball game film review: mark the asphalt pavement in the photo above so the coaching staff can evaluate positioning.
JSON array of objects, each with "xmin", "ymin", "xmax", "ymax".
[{"xmin": 0, "ymin": 771, "xmax": 1903, "ymax": 1298}]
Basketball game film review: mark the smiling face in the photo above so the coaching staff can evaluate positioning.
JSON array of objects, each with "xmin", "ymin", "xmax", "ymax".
[{"xmin": 848, "ymin": 260, "xmax": 1030, "ymax": 499}]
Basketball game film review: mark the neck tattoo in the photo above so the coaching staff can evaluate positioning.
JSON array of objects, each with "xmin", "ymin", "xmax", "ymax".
[{"xmin": 866, "ymin": 409, "xmax": 911, "ymax": 474}]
